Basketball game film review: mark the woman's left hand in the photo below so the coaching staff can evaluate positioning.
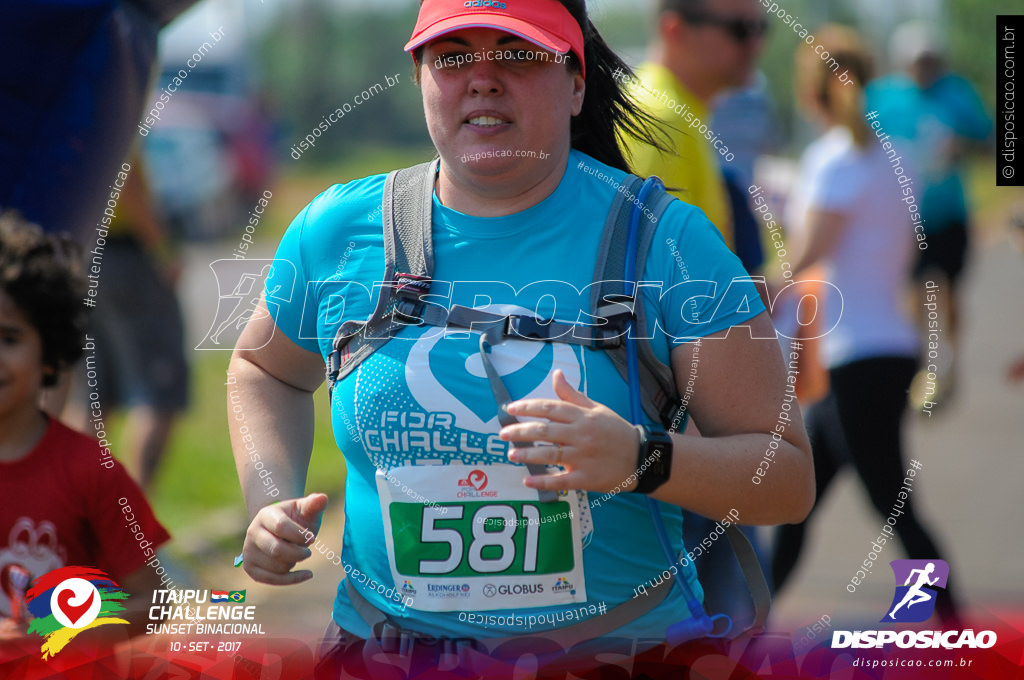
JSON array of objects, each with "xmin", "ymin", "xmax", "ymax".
[{"xmin": 499, "ymin": 369, "xmax": 641, "ymax": 493}]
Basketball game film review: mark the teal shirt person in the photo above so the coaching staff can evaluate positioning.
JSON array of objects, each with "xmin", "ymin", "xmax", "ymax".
[
  {"xmin": 263, "ymin": 149, "xmax": 764, "ymax": 639},
  {"xmin": 866, "ymin": 73, "xmax": 991, "ymax": 234},
  {"xmin": 231, "ymin": 0, "xmax": 814, "ymax": 661}
]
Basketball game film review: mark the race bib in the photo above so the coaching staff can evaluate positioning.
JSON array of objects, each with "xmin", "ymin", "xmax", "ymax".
[{"xmin": 377, "ymin": 464, "xmax": 587, "ymax": 612}]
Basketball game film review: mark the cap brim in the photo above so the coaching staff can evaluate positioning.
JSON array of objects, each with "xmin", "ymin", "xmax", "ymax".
[{"xmin": 404, "ymin": 15, "xmax": 572, "ymax": 57}]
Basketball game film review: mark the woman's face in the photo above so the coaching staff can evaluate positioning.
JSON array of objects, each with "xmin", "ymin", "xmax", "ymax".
[{"xmin": 420, "ymin": 27, "xmax": 584, "ymax": 182}]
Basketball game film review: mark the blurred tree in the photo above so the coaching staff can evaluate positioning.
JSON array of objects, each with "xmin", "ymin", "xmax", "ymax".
[
  {"xmin": 257, "ymin": 3, "xmax": 429, "ymax": 164},
  {"xmin": 252, "ymin": 0, "xmax": 998, "ymax": 162},
  {"xmin": 948, "ymin": 0, "xmax": 1001, "ymax": 109}
]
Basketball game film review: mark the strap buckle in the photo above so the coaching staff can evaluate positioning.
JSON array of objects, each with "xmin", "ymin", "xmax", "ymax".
[
  {"xmin": 658, "ymin": 395, "xmax": 686, "ymax": 431},
  {"xmin": 390, "ymin": 273, "xmax": 432, "ymax": 325},
  {"xmin": 590, "ymin": 321, "xmax": 627, "ymax": 350},
  {"xmin": 590, "ymin": 295, "xmax": 635, "ymax": 349},
  {"xmin": 505, "ymin": 315, "xmax": 555, "ymax": 340},
  {"xmin": 325, "ymin": 350, "xmax": 340, "ymax": 384},
  {"xmin": 392, "ymin": 298, "xmax": 425, "ymax": 325},
  {"xmin": 507, "ymin": 313, "xmax": 629, "ymax": 350}
]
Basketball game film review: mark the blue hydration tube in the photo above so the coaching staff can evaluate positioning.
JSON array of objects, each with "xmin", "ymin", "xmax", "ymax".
[{"xmin": 624, "ymin": 177, "xmax": 732, "ymax": 645}]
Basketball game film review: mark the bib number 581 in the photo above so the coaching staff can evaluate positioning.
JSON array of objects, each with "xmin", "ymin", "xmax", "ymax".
[{"xmin": 419, "ymin": 504, "xmax": 541, "ymax": 575}]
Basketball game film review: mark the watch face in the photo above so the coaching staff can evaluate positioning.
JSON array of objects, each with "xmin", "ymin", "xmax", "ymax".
[{"xmin": 649, "ymin": 452, "xmax": 668, "ymax": 478}]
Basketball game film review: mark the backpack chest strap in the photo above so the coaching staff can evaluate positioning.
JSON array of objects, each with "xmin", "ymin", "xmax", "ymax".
[{"xmin": 394, "ymin": 294, "xmax": 633, "ymax": 350}]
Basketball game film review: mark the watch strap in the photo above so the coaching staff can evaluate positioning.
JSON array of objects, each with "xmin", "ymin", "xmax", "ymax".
[{"xmin": 631, "ymin": 424, "xmax": 673, "ymax": 494}]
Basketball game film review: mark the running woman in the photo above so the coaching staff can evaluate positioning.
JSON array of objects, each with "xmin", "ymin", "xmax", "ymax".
[
  {"xmin": 771, "ymin": 26, "xmax": 957, "ymax": 623},
  {"xmin": 229, "ymin": 0, "xmax": 813, "ymax": 673}
]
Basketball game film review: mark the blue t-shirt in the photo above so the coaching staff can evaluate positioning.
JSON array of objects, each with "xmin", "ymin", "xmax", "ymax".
[
  {"xmin": 265, "ymin": 149, "xmax": 765, "ymax": 640},
  {"xmin": 866, "ymin": 73, "xmax": 991, "ymax": 232}
]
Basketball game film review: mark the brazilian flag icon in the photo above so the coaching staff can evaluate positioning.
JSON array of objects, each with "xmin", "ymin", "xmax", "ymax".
[{"xmin": 228, "ymin": 590, "xmax": 246, "ymax": 603}]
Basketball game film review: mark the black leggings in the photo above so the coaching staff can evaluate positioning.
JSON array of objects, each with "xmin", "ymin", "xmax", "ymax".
[{"xmin": 772, "ymin": 356, "xmax": 957, "ymax": 618}]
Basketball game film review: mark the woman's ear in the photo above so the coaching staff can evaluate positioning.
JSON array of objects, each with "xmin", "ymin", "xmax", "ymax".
[{"xmin": 571, "ymin": 72, "xmax": 585, "ymax": 116}]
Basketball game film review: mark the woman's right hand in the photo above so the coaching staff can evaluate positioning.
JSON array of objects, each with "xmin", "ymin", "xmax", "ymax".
[{"xmin": 242, "ymin": 492, "xmax": 328, "ymax": 585}]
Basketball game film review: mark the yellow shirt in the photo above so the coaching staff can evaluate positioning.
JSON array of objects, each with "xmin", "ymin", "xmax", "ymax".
[{"xmin": 624, "ymin": 62, "xmax": 733, "ymax": 249}]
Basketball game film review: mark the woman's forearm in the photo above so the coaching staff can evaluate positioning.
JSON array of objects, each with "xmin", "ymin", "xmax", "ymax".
[
  {"xmin": 648, "ymin": 431, "xmax": 813, "ymax": 525},
  {"xmin": 228, "ymin": 354, "xmax": 316, "ymax": 520},
  {"xmin": 789, "ymin": 208, "xmax": 848, "ymax": 276}
]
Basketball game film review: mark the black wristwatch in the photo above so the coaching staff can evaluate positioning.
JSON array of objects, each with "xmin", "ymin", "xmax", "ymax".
[{"xmin": 630, "ymin": 424, "xmax": 674, "ymax": 494}]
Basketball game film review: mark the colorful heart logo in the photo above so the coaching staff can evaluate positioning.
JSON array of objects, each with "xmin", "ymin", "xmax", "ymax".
[
  {"xmin": 467, "ymin": 470, "xmax": 488, "ymax": 491},
  {"xmin": 49, "ymin": 578, "xmax": 101, "ymax": 629},
  {"xmin": 56, "ymin": 588, "xmax": 95, "ymax": 625},
  {"xmin": 27, "ymin": 567, "xmax": 128, "ymax": 658}
]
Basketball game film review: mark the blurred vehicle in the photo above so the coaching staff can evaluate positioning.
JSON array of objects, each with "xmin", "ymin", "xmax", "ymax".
[
  {"xmin": 142, "ymin": 86, "xmax": 274, "ymax": 241},
  {"xmin": 141, "ymin": 4, "xmax": 276, "ymax": 242}
]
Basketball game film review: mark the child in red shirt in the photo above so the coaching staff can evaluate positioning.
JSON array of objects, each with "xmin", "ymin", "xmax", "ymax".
[{"xmin": 0, "ymin": 214, "xmax": 170, "ymax": 640}]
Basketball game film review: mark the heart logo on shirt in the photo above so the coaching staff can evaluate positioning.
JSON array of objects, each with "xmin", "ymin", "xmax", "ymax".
[
  {"xmin": 404, "ymin": 303, "xmax": 587, "ymax": 433},
  {"xmin": 429, "ymin": 332, "xmax": 552, "ymax": 424}
]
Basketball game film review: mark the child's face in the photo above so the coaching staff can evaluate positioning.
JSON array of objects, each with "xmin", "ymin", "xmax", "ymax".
[{"xmin": 0, "ymin": 291, "xmax": 46, "ymax": 420}]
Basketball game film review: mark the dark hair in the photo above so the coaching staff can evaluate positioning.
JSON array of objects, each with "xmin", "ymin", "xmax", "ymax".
[
  {"xmin": 412, "ymin": 0, "xmax": 671, "ymax": 173},
  {"xmin": 656, "ymin": 0, "xmax": 708, "ymax": 15},
  {"xmin": 0, "ymin": 212, "xmax": 89, "ymax": 386},
  {"xmin": 555, "ymin": 0, "xmax": 671, "ymax": 171}
]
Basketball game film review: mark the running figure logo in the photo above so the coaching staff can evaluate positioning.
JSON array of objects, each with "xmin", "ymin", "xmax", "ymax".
[
  {"xmin": 196, "ymin": 259, "xmax": 294, "ymax": 350},
  {"xmin": 882, "ymin": 560, "xmax": 950, "ymax": 623}
]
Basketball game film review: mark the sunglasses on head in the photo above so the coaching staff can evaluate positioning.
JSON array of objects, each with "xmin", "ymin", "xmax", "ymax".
[{"xmin": 684, "ymin": 13, "xmax": 769, "ymax": 42}]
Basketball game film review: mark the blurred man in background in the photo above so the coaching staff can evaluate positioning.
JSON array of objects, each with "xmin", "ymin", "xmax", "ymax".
[
  {"xmin": 712, "ymin": 72, "xmax": 777, "ymax": 274},
  {"xmin": 624, "ymin": 0, "xmax": 768, "ymax": 270},
  {"xmin": 866, "ymin": 22, "xmax": 992, "ymax": 411},
  {"xmin": 3, "ymin": 0, "xmax": 199, "ymax": 423},
  {"xmin": 74, "ymin": 156, "xmax": 190, "ymax": 490},
  {"xmin": 624, "ymin": 0, "xmax": 771, "ymax": 624}
]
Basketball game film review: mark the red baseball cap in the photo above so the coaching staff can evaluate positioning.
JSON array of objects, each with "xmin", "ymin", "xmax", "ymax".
[{"xmin": 404, "ymin": 0, "xmax": 586, "ymax": 77}]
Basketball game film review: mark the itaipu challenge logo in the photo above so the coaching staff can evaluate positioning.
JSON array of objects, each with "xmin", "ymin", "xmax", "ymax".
[{"xmin": 25, "ymin": 566, "xmax": 129, "ymax": 659}]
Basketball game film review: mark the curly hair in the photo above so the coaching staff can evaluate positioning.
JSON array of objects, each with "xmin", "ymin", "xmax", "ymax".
[{"xmin": 0, "ymin": 212, "xmax": 90, "ymax": 386}]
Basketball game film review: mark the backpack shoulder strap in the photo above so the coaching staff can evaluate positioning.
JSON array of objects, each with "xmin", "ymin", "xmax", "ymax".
[
  {"xmin": 382, "ymin": 159, "xmax": 438, "ymax": 305},
  {"xmin": 592, "ymin": 175, "xmax": 683, "ymax": 429},
  {"xmin": 725, "ymin": 524, "xmax": 771, "ymax": 640},
  {"xmin": 325, "ymin": 159, "xmax": 438, "ymax": 394},
  {"xmin": 598, "ymin": 175, "xmax": 771, "ymax": 641}
]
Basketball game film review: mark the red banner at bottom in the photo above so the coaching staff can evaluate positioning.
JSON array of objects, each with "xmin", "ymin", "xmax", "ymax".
[{"xmin": 2, "ymin": 614, "xmax": 1022, "ymax": 679}]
